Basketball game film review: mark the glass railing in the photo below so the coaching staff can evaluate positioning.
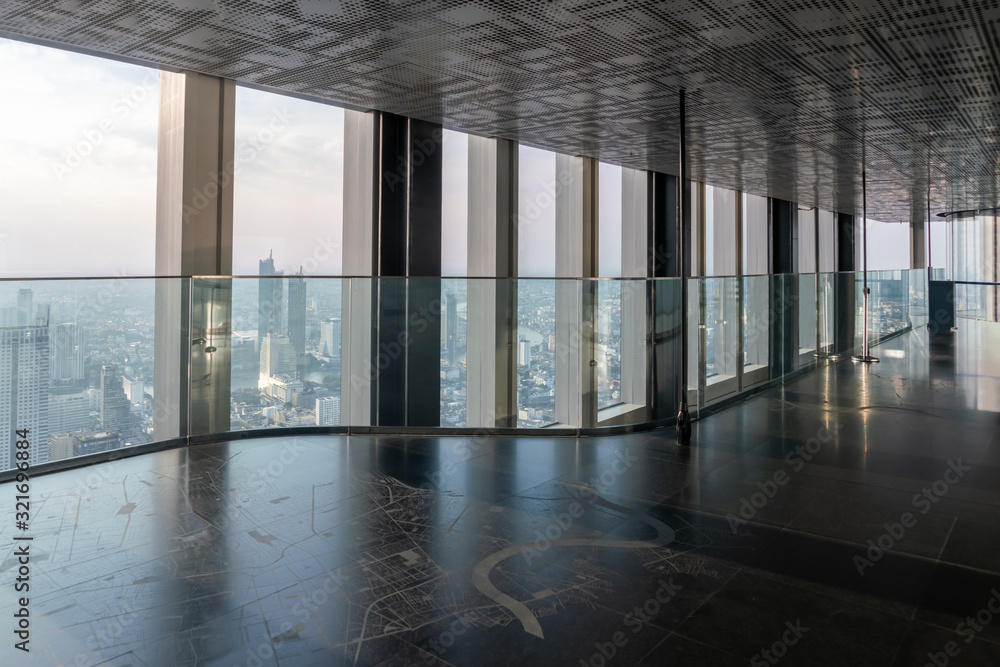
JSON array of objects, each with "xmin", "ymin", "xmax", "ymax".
[
  {"xmin": 0, "ymin": 270, "xmax": 926, "ymax": 475},
  {"xmin": 954, "ymin": 281, "xmax": 1000, "ymax": 322}
]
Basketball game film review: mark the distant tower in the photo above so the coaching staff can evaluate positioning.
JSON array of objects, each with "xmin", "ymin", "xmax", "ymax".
[
  {"xmin": 258, "ymin": 334, "xmax": 296, "ymax": 388},
  {"xmin": 315, "ymin": 396, "xmax": 341, "ymax": 426},
  {"xmin": 16, "ymin": 288, "xmax": 33, "ymax": 327},
  {"xmin": 287, "ymin": 267, "xmax": 307, "ymax": 363},
  {"xmin": 320, "ymin": 318, "xmax": 341, "ymax": 358},
  {"xmin": 444, "ymin": 292, "xmax": 457, "ymax": 365},
  {"xmin": 518, "ymin": 338, "xmax": 531, "ymax": 368},
  {"xmin": 50, "ymin": 323, "xmax": 85, "ymax": 383},
  {"xmin": 258, "ymin": 250, "xmax": 284, "ymax": 351},
  {"xmin": 100, "ymin": 364, "xmax": 131, "ymax": 442},
  {"xmin": 1, "ymin": 325, "xmax": 50, "ymax": 468}
]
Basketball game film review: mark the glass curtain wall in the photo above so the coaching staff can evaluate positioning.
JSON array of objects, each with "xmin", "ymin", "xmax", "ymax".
[
  {"xmin": 516, "ymin": 145, "xmax": 557, "ymax": 426},
  {"xmin": 231, "ymin": 87, "xmax": 345, "ymax": 429},
  {"xmin": 951, "ymin": 211, "xmax": 999, "ymax": 321},
  {"xmin": 0, "ymin": 39, "xmax": 160, "ymax": 469},
  {"xmin": 702, "ymin": 185, "xmax": 739, "ymax": 402}
]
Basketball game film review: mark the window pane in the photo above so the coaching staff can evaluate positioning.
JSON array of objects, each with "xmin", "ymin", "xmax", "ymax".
[
  {"xmin": 441, "ymin": 279, "xmax": 467, "ymax": 426},
  {"xmin": 864, "ymin": 220, "xmax": 910, "ymax": 270},
  {"xmin": 518, "ymin": 146, "xmax": 556, "ymax": 277},
  {"xmin": 597, "ymin": 280, "xmax": 621, "ymax": 409},
  {"xmin": 598, "ymin": 163, "xmax": 622, "ymax": 277},
  {"xmin": 0, "ymin": 38, "xmax": 158, "ymax": 277},
  {"xmin": 517, "ymin": 279, "xmax": 555, "ymax": 426},
  {"xmin": 233, "ymin": 87, "xmax": 344, "ymax": 276}
]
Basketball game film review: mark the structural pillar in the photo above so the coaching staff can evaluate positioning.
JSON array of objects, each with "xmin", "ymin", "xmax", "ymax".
[
  {"xmin": 154, "ymin": 71, "xmax": 235, "ymax": 440},
  {"xmin": 466, "ymin": 136, "xmax": 518, "ymax": 428},
  {"xmin": 554, "ymin": 154, "xmax": 598, "ymax": 428},
  {"xmin": 769, "ymin": 199, "xmax": 797, "ymax": 376},
  {"xmin": 369, "ymin": 113, "xmax": 443, "ymax": 427},
  {"xmin": 620, "ymin": 168, "xmax": 649, "ymax": 414},
  {"xmin": 649, "ymin": 171, "xmax": 680, "ymax": 421},
  {"xmin": 341, "ymin": 109, "xmax": 378, "ymax": 426},
  {"xmin": 834, "ymin": 212, "xmax": 857, "ymax": 355}
]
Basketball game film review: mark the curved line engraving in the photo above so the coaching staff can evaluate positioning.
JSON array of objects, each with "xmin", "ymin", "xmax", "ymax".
[{"xmin": 472, "ymin": 482, "xmax": 675, "ymax": 638}]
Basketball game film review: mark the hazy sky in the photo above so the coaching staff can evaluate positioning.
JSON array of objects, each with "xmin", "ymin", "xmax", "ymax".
[
  {"xmin": 0, "ymin": 37, "xmax": 158, "ymax": 277},
  {"xmin": 232, "ymin": 86, "xmax": 345, "ymax": 276},
  {"xmin": 0, "ymin": 36, "xmax": 925, "ymax": 279}
]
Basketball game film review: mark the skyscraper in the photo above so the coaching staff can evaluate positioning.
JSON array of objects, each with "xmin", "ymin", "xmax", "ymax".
[
  {"xmin": 258, "ymin": 333, "xmax": 296, "ymax": 389},
  {"xmin": 48, "ymin": 388, "xmax": 92, "ymax": 436},
  {"xmin": 100, "ymin": 364, "xmax": 131, "ymax": 443},
  {"xmin": 320, "ymin": 317, "xmax": 341, "ymax": 358},
  {"xmin": 443, "ymin": 292, "xmax": 457, "ymax": 366},
  {"xmin": 315, "ymin": 396, "xmax": 341, "ymax": 426},
  {"xmin": 1, "ymin": 326, "xmax": 50, "ymax": 469},
  {"xmin": 287, "ymin": 267, "xmax": 307, "ymax": 363},
  {"xmin": 258, "ymin": 250, "xmax": 284, "ymax": 351},
  {"xmin": 17, "ymin": 288, "xmax": 33, "ymax": 327},
  {"xmin": 50, "ymin": 323, "xmax": 85, "ymax": 384},
  {"xmin": 518, "ymin": 338, "xmax": 532, "ymax": 368}
]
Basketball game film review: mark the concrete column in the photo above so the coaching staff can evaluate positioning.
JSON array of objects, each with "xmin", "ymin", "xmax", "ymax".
[
  {"xmin": 554, "ymin": 154, "xmax": 597, "ymax": 427},
  {"xmin": 154, "ymin": 71, "xmax": 235, "ymax": 440},
  {"xmin": 621, "ymin": 167, "xmax": 648, "ymax": 411},
  {"xmin": 341, "ymin": 109, "xmax": 377, "ymax": 426},
  {"xmin": 466, "ymin": 136, "xmax": 517, "ymax": 427}
]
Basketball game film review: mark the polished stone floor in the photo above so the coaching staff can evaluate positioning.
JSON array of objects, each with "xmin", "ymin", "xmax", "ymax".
[{"xmin": 3, "ymin": 323, "xmax": 1000, "ymax": 666}]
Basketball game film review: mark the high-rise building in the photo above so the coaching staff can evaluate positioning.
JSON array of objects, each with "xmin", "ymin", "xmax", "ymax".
[
  {"xmin": 123, "ymin": 376, "xmax": 145, "ymax": 403},
  {"xmin": 259, "ymin": 334, "xmax": 296, "ymax": 389},
  {"xmin": 17, "ymin": 288, "xmax": 33, "ymax": 327},
  {"xmin": 49, "ymin": 430, "xmax": 121, "ymax": 459},
  {"xmin": 320, "ymin": 318, "xmax": 341, "ymax": 358},
  {"xmin": 518, "ymin": 338, "xmax": 532, "ymax": 368},
  {"xmin": 0, "ymin": 306, "xmax": 17, "ymax": 327},
  {"xmin": 258, "ymin": 250, "xmax": 284, "ymax": 351},
  {"xmin": 50, "ymin": 323, "xmax": 85, "ymax": 383},
  {"xmin": 287, "ymin": 267, "xmax": 307, "ymax": 364},
  {"xmin": 100, "ymin": 364, "xmax": 131, "ymax": 443},
  {"xmin": 1, "ymin": 325, "xmax": 50, "ymax": 469},
  {"xmin": 48, "ymin": 388, "xmax": 91, "ymax": 436},
  {"xmin": 444, "ymin": 292, "xmax": 458, "ymax": 366},
  {"xmin": 315, "ymin": 396, "xmax": 341, "ymax": 426}
]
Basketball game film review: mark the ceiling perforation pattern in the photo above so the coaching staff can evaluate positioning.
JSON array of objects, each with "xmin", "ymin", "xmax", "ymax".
[{"xmin": 0, "ymin": 0, "xmax": 997, "ymax": 222}]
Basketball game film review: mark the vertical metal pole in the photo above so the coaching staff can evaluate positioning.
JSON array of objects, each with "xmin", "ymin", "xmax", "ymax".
[
  {"xmin": 853, "ymin": 148, "xmax": 879, "ymax": 363},
  {"xmin": 676, "ymin": 90, "xmax": 692, "ymax": 444},
  {"xmin": 927, "ymin": 155, "xmax": 932, "ymax": 279}
]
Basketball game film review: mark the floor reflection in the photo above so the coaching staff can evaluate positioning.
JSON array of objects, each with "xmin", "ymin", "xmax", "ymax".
[{"xmin": 3, "ymin": 322, "xmax": 1000, "ymax": 665}]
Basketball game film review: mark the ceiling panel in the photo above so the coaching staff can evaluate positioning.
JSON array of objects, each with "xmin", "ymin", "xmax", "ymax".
[{"xmin": 1, "ymin": 0, "xmax": 998, "ymax": 223}]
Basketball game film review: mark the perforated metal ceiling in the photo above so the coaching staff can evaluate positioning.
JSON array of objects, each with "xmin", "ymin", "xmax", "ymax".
[{"xmin": 1, "ymin": 0, "xmax": 998, "ymax": 223}]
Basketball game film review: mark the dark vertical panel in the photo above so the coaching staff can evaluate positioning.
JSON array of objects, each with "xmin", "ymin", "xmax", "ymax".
[
  {"xmin": 650, "ymin": 170, "xmax": 679, "ymax": 420},
  {"xmin": 407, "ymin": 119, "xmax": 443, "ymax": 277},
  {"xmin": 650, "ymin": 172, "xmax": 677, "ymax": 278},
  {"xmin": 374, "ymin": 112, "xmax": 409, "ymax": 425},
  {"xmin": 836, "ymin": 213, "xmax": 855, "ymax": 272},
  {"xmin": 835, "ymin": 212, "xmax": 857, "ymax": 355},
  {"xmin": 372, "ymin": 115, "xmax": 444, "ymax": 427},
  {"xmin": 770, "ymin": 199, "xmax": 796, "ymax": 376},
  {"xmin": 405, "ymin": 119, "xmax": 443, "ymax": 426},
  {"xmin": 378, "ymin": 112, "xmax": 408, "ymax": 278}
]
